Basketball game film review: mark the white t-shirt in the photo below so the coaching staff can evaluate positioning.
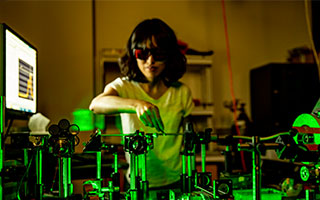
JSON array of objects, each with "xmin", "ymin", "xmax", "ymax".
[{"xmin": 107, "ymin": 77, "xmax": 194, "ymax": 187}]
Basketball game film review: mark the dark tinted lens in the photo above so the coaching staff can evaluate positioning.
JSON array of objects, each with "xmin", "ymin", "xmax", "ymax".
[
  {"xmin": 153, "ymin": 53, "xmax": 167, "ymax": 61},
  {"xmin": 134, "ymin": 48, "xmax": 167, "ymax": 62},
  {"xmin": 151, "ymin": 49, "xmax": 167, "ymax": 61},
  {"xmin": 134, "ymin": 49, "xmax": 148, "ymax": 60}
]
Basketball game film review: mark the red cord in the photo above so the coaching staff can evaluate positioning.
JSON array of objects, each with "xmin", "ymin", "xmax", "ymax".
[
  {"xmin": 221, "ymin": 0, "xmax": 247, "ymax": 172},
  {"xmin": 50, "ymin": 161, "xmax": 59, "ymax": 192}
]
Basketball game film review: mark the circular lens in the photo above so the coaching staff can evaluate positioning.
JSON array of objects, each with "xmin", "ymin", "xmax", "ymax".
[
  {"xmin": 218, "ymin": 183, "xmax": 230, "ymax": 195},
  {"xmin": 58, "ymin": 119, "xmax": 70, "ymax": 130},
  {"xmin": 300, "ymin": 166, "xmax": 310, "ymax": 181},
  {"xmin": 48, "ymin": 124, "xmax": 60, "ymax": 136}
]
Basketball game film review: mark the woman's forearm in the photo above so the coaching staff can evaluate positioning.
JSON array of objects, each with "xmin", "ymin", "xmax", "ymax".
[
  {"xmin": 89, "ymin": 91, "xmax": 164, "ymax": 132},
  {"xmin": 89, "ymin": 95, "xmax": 139, "ymax": 114}
]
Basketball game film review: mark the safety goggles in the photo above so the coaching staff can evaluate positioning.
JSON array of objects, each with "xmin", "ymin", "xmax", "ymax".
[{"xmin": 133, "ymin": 48, "xmax": 168, "ymax": 62}]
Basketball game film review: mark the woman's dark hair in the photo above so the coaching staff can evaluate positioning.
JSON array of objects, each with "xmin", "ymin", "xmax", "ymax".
[{"xmin": 119, "ymin": 18, "xmax": 186, "ymax": 86}]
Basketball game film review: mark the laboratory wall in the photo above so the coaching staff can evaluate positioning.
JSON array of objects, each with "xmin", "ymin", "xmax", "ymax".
[{"xmin": 0, "ymin": 1, "xmax": 310, "ymax": 129}]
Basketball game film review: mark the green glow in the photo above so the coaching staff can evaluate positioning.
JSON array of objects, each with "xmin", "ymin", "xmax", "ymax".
[
  {"xmin": 0, "ymin": 96, "xmax": 3, "ymax": 134},
  {"xmin": 141, "ymin": 153, "xmax": 147, "ymax": 181},
  {"xmin": 23, "ymin": 149, "xmax": 28, "ymax": 195},
  {"xmin": 113, "ymin": 152, "xmax": 118, "ymax": 173},
  {"xmin": 187, "ymin": 156, "xmax": 192, "ymax": 176},
  {"xmin": 306, "ymin": 189, "xmax": 309, "ymax": 200},
  {"xmin": 130, "ymin": 154, "xmax": 136, "ymax": 189},
  {"xmin": 201, "ymin": 144, "xmax": 206, "ymax": 172},
  {"xmin": 252, "ymin": 155, "xmax": 256, "ymax": 200},
  {"xmin": 0, "ymin": 24, "xmax": 5, "ymax": 200},
  {"xmin": 95, "ymin": 113, "xmax": 105, "ymax": 130},
  {"xmin": 192, "ymin": 154, "xmax": 196, "ymax": 171},
  {"xmin": 129, "ymin": 154, "xmax": 138, "ymax": 200},
  {"xmin": 0, "ymin": 96, "xmax": 4, "ymax": 199},
  {"xmin": 252, "ymin": 136, "xmax": 261, "ymax": 200},
  {"xmin": 72, "ymin": 109, "xmax": 105, "ymax": 131},
  {"xmin": 292, "ymin": 114, "xmax": 320, "ymax": 128},
  {"xmin": 36, "ymin": 148, "xmax": 43, "ymax": 184},
  {"xmin": 58, "ymin": 158, "xmax": 64, "ymax": 197},
  {"xmin": 135, "ymin": 155, "xmax": 139, "ymax": 176},
  {"xmin": 292, "ymin": 114, "xmax": 320, "ymax": 144},
  {"xmin": 63, "ymin": 158, "xmax": 68, "ymax": 198},
  {"xmin": 97, "ymin": 152, "xmax": 102, "ymax": 179},
  {"xmin": 68, "ymin": 157, "xmax": 73, "ymax": 195},
  {"xmin": 72, "ymin": 109, "xmax": 94, "ymax": 131},
  {"xmin": 312, "ymin": 134, "xmax": 320, "ymax": 145},
  {"xmin": 182, "ymin": 155, "xmax": 186, "ymax": 174},
  {"xmin": 314, "ymin": 134, "xmax": 320, "ymax": 145},
  {"xmin": 233, "ymin": 188, "xmax": 286, "ymax": 200},
  {"xmin": 58, "ymin": 157, "xmax": 73, "ymax": 198},
  {"xmin": 300, "ymin": 166, "xmax": 310, "ymax": 182}
]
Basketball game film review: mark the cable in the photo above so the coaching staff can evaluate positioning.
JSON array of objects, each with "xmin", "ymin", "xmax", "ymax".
[
  {"xmin": 221, "ymin": 0, "xmax": 247, "ymax": 172},
  {"xmin": 304, "ymin": 0, "xmax": 320, "ymax": 78},
  {"xmin": 233, "ymin": 131, "xmax": 290, "ymax": 142},
  {"xmin": 75, "ymin": 135, "xmax": 80, "ymax": 146},
  {"xmin": 16, "ymin": 149, "xmax": 36, "ymax": 200},
  {"xmin": 4, "ymin": 118, "xmax": 13, "ymax": 142},
  {"xmin": 194, "ymin": 185, "xmax": 213, "ymax": 197},
  {"xmin": 49, "ymin": 160, "xmax": 59, "ymax": 193}
]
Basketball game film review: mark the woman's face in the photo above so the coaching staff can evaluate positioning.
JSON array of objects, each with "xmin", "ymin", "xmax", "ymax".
[{"xmin": 135, "ymin": 37, "xmax": 166, "ymax": 83}]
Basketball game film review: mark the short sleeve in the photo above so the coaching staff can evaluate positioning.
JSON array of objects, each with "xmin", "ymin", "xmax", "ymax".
[
  {"xmin": 182, "ymin": 85, "xmax": 194, "ymax": 117},
  {"xmin": 104, "ymin": 77, "xmax": 126, "ymax": 97}
]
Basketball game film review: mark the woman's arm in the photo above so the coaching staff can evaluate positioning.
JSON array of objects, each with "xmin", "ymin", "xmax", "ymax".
[
  {"xmin": 89, "ymin": 85, "xmax": 138, "ymax": 114},
  {"xmin": 89, "ymin": 85, "xmax": 164, "ymax": 132}
]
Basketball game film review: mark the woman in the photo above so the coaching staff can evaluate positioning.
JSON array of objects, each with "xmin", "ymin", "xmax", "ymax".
[{"xmin": 89, "ymin": 18, "xmax": 194, "ymax": 190}]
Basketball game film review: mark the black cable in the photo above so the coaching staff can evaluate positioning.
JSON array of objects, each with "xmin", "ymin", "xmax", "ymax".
[
  {"xmin": 233, "ymin": 132, "xmax": 290, "ymax": 142},
  {"xmin": 75, "ymin": 135, "xmax": 80, "ymax": 146},
  {"xmin": 4, "ymin": 118, "xmax": 13, "ymax": 142},
  {"xmin": 49, "ymin": 160, "xmax": 59, "ymax": 193},
  {"xmin": 16, "ymin": 149, "xmax": 36, "ymax": 200}
]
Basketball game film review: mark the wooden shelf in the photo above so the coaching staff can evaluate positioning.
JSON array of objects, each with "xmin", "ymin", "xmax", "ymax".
[
  {"xmin": 191, "ymin": 109, "xmax": 214, "ymax": 116},
  {"xmin": 186, "ymin": 55, "xmax": 213, "ymax": 65}
]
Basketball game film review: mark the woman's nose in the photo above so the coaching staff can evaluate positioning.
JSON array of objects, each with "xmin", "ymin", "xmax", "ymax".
[{"xmin": 146, "ymin": 54, "xmax": 155, "ymax": 65}]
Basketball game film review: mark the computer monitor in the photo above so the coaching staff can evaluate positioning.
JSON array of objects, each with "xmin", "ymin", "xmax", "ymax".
[{"xmin": 0, "ymin": 23, "xmax": 37, "ymax": 119}]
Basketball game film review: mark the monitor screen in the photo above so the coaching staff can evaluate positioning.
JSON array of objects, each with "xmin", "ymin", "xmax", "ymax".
[{"xmin": 1, "ymin": 24, "xmax": 37, "ymax": 117}]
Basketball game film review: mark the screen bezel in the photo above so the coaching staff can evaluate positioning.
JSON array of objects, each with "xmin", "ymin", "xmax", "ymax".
[{"xmin": 1, "ymin": 23, "xmax": 38, "ymax": 119}]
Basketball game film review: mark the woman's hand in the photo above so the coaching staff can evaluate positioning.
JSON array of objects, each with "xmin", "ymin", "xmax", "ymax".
[
  {"xmin": 135, "ymin": 100, "xmax": 164, "ymax": 133},
  {"xmin": 90, "ymin": 86, "xmax": 165, "ymax": 132}
]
